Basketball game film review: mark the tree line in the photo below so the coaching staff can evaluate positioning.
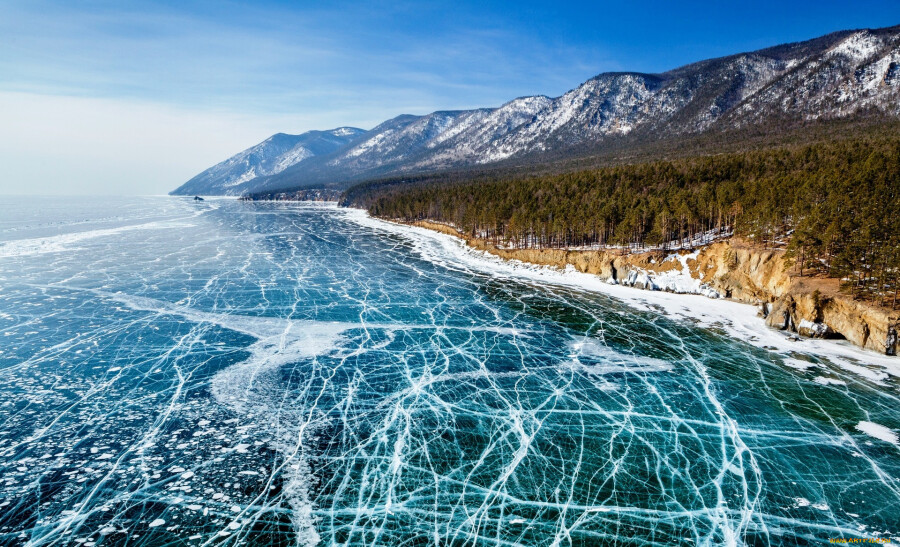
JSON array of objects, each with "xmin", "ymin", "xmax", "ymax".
[{"xmin": 344, "ymin": 137, "xmax": 900, "ymax": 308}]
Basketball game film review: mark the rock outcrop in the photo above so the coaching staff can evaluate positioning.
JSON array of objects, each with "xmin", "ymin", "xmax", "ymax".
[{"xmin": 411, "ymin": 221, "xmax": 900, "ymax": 355}]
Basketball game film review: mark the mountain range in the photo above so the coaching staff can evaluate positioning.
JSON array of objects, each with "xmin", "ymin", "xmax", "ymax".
[
  {"xmin": 172, "ymin": 128, "xmax": 366, "ymax": 196},
  {"xmin": 170, "ymin": 25, "xmax": 900, "ymax": 196}
]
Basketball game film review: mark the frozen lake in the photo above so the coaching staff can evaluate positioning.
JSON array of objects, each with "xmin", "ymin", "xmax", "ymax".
[{"xmin": 0, "ymin": 196, "xmax": 897, "ymax": 545}]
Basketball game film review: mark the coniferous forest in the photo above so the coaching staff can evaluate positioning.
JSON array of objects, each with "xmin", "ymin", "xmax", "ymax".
[{"xmin": 344, "ymin": 137, "xmax": 900, "ymax": 308}]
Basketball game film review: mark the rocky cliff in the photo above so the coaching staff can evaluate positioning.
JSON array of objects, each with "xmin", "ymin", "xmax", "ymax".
[{"xmin": 411, "ymin": 221, "xmax": 900, "ymax": 356}]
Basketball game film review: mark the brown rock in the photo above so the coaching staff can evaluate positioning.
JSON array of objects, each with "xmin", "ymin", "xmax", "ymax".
[{"xmin": 404, "ymin": 219, "xmax": 899, "ymax": 356}]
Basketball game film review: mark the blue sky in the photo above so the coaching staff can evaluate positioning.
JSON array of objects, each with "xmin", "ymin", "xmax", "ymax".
[{"xmin": 1, "ymin": 0, "xmax": 899, "ymax": 194}]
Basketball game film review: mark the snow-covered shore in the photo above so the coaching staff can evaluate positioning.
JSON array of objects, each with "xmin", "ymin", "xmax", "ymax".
[{"xmin": 343, "ymin": 207, "xmax": 900, "ymax": 395}]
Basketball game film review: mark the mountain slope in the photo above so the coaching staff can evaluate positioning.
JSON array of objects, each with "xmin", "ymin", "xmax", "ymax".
[
  {"xmin": 169, "ymin": 127, "xmax": 366, "ymax": 196},
  {"xmin": 484, "ymin": 26, "xmax": 899, "ymax": 160},
  {"xmin": 174, "ymin": 24, "xmax": 900, "ymax": 195},
  {"xmin": 253, "ymin": 97, "xmax": 554, "ymax": 193}
]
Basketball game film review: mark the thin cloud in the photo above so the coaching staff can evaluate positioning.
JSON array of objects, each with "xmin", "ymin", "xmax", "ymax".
[
  {"xmin": 0, "ymin": 1, "xmax": 607, "ymax": 113},
  {"xmin": 2, "ymin": 0, "xmax": 898, "ymax": 194}
]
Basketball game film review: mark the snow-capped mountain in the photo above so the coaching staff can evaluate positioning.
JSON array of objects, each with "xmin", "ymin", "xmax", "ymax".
[
  {"xmin": 253, "ymin": 96, "xmax": 556, "ymax": 192},
  {"xmin": 174, "ymin": 25, "xmax": 900, "ymax": 196},
  {"xmin": 482, "ymin": 27, "xmax": 899, "ymax": 160},
  {"xmin": 170, "ymin": 127, "xmax": 366, "ymax": 196}
]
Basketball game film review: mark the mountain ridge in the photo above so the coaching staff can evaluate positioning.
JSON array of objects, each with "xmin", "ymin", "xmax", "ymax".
[
  {"xmin": 171, "ymin": 24, "xmax": 900, "ymax": 196},
  {"xmin": 170, "ymin": 127, "xmax": 366, "ymax": 196}
]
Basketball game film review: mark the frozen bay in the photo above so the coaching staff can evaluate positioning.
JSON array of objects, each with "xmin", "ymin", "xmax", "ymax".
[{"xmin": 0, "ymin": 196, "xmax": 898, "ymax": 545}]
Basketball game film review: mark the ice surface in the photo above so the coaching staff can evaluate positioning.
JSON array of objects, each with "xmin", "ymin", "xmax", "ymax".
[
  {"xmin": 0, "ymin": 218, "xmax": 200, "ymax": 258},
  {"xmin": 0, "ymin": 198, "xmax": 897, "ymax": 546},
  {"xmin": 856, "ymin": 421, "xmax": 899, "ymax": 446}
]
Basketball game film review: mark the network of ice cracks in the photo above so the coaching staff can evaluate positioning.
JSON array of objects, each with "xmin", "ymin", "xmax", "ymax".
[{"xmin": 0, "ymin": 198, "xmax": 898, "ymax": 546}]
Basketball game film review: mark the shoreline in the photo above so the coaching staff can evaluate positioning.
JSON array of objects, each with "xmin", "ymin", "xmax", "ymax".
[
  {"xmin": 406, "ymin": 218, "xmax": 899, "ymax": 352},
  {"xmin": 340, "ymin": 207, "xmax": 900, "ymax": 388}
]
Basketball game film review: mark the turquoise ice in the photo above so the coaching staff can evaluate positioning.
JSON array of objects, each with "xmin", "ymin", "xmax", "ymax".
[{"xmin": 0, "ymin": 197, "xmax": 897, "ymax": 545}]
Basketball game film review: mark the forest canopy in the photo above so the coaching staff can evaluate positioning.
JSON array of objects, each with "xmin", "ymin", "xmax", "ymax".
[{"xmin": 344, "ymin": 137, "xmax": 900, "ymax": 307}]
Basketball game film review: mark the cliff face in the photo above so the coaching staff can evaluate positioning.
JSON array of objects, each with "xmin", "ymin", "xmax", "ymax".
[
  {"xmin": 412, "ymin": 221, "xmax": 900, "ymax": 356},
  {"xmin": 690, "ymin": 243, "xmax": 898, "ymax": 355}
]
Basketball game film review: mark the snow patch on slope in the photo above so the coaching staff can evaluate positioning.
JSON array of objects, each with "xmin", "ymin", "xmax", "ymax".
[
  {"xmin": 614, "ymin": 250, "xmax": 723, "ymax": 299},
  {"xmin": 829, "ymin": 32, "xmax": 881, "ymax": 62}
]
